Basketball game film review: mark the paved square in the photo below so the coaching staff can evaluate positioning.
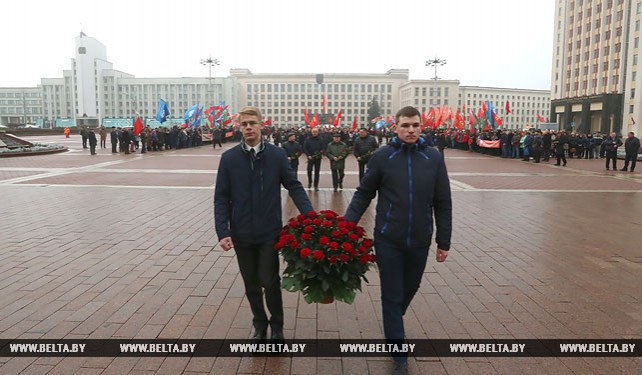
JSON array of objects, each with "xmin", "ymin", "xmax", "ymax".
[{"xmin": 1, "ymin": 135, "xmax": 641, "ymax": 374}]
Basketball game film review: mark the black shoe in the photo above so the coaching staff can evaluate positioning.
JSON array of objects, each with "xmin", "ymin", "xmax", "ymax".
[
  {"xmin": 392, "ymin": 361, "xmax": 408, "ymax": 375},
  {"xmin": 554, "ymin": 164, "xmax": 560, "ymax": 166},
  {"xmin": 620, "ymin": 168, "xmax": 628, "ymax": 171},
  {"xmin": 251, "ymin": 328, "xmax": 267, "ymax": 344},
  {"xmin": 339, "ymin": 183, "xmax": 343, "ymax": 189},
  {"xmin": 334, "ymin": 188, "xmax": 338, "ymax": 192},
  {"xmin": 308, "ymin": 183, "xmax": 312, "ymax": 189},
  {"xmin": 315, "ymin": 187, "xmax": 320, "ymax": 191},
  {"xmin": 563, "ymin": 162, "xmax": 567, "ymax": 166},
  {"xmin": 270, "ymin": 328, "xmax": 285, "ymax": 344}
]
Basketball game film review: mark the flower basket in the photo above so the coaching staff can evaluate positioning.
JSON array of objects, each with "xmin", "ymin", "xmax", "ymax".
[{"xmin": 275, "ymin": 210, "xmax": 376, "ymax": 304}]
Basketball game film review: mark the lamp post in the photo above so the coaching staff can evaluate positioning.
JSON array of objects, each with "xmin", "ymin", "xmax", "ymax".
[
  {"xmin": 426, "ymin": 56, "xmax": 447, "ymax": 109},
  {"xmin": 200, "ymin": 57, "xmax": 220, "ymax": 104}
]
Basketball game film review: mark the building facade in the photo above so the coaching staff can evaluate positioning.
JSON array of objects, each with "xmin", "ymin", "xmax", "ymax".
[
  {"xmin": 1, "ymin": 33, "xmax": 551, "ymax": 130},
  {"xmin": 231, "ymin": 69, "xmax": 408, "ymax": 129},
  {"xmin": 550, "ymin": 0, "xmax": 642, "ymax": 135}
]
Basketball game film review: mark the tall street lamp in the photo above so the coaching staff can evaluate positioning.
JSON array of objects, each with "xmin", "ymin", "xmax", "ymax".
[
  {"xmin": 426, "ymin": 56, "xmax": 447, "ymax": 109},
  {"xmin": 200, "ymin": 57, "xmax": 220, "ymax": 104}
]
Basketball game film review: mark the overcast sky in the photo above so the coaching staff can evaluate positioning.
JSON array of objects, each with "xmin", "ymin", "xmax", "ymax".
[{"xmin": 1, "ymin": 0, "xmax": 554, "ymax": 90}]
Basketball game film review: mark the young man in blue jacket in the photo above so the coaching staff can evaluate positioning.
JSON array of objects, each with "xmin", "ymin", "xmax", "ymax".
[
  {"xmin": 344, "ymin": 106, "xmax": 452, "ymax": 374},
  {"xmin": 214, "ymin": 106, "xmax": 313, "ymax": 343}
]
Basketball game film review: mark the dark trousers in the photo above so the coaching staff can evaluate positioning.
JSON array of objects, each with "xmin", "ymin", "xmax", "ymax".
[
  {"xmin": 375, "ymin": 238, "xmax": 429, "ymax": 362},
  {"xmin": 623, "ymin": 153, "xmax": 637, "ymax": 171},
  {"xmin": 212, "ymin": 139, "xmax": 223, "ymax": 148},
  {"xmin": 543, "ymin": 148, "xmax": 551, "ymax": 161},
  {"xmin": 555, "ymin": 153, "xmax": 566, "ymax": 166},
  {"xmin": 358, "ymin": 160, "xmax": 368, "ymax": 181},
  {"xmin": 141, "ymin": 140, "xmax": 146, "ymax": 153},
  {"xmin": 89, "ymin": 144, "xmax": 96, "ymax": 155},
  {"xmin": 307, "ymin": 158, "xmax": 321, "ymax": 188},
  {"xmin": 331, "ymin": 168, "xmax": 345, "ymax": 189},
  {"xmin": 289, "ymin": 160, "xmax": 299, "ymax": 176},
  {"xmin": 82, "ymin": 136, "xmax": 88, "ymax": 148},
  {"xmin": 235, "ymin": 242, "xmax": 284, "ymax": 332},
  {"xmin": 605, "ymin": 151, "xmax": 617, "ymax": 169},
  {"xmin": 532, "ymin": 148, "xmax": 541, "ymax": 163},
  {"xmin": 111, "ymin": 142, "xmax": 117, "ymax": 153},
  {"xmin": 100, "ymin": 139, "xmax": 106, "ymax": 148}
]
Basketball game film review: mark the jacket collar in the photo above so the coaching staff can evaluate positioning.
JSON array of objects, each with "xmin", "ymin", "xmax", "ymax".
[{"xmin": 389, "ymin": 136, "xmax": 427, "ymax": 150}]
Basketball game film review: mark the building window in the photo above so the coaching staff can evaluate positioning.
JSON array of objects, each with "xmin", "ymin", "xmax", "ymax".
[
  {"xmin": 632, "ymin": 88, "xmax": 636, "ymax": 99},
  {"xmin": 634, "ymin": 55, "xmax": 639, "ymax": 66},
  {"xmin": 630, "ymin": 105, "xmax": 635, "ymax": 114}
]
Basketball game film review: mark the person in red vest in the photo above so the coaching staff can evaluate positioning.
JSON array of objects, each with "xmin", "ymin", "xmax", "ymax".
[{"xmin": 64, "ymin": 127, "xmax": 70, "ymax": 138}]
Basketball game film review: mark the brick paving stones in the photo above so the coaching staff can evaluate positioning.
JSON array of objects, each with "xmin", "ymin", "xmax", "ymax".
[{"xmin": 0, "ymin": 134, "xmax": 640, "ymax": 374}]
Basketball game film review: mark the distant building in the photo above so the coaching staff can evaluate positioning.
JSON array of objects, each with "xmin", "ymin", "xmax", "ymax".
[
  {"xmin": 231, "ymin": 68, "xmax": 408, "ymax": 128},
  {"xmin": 551, "ymin": 0, "xmax": 642, "ymax": 135},
  {"xmin": 1, "ymin": 33, "xmax": 551, "ymax": 130}
]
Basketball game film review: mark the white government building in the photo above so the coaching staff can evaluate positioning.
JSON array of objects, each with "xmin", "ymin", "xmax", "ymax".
[{"xmin": 0, "ymin": 33, "xmax": 549, "ymax": 130}]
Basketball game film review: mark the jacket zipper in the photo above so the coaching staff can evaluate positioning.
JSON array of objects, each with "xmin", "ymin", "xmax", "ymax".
[
  {"xmin": 407, "ymin": 151, "xmax": 413, "ymax": 247},
  {"xmin": 380, "ymin": 203, "xmax": 392, "ymax": 234}
]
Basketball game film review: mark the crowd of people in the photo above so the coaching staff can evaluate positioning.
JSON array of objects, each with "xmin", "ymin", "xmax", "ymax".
[
  {"xmin": 420, "ymin": 128, "xmax": 640, "ymax": 172},
  {"xmin": 80, "ymin": 121, "xmax": 640, "ymax": 174}
]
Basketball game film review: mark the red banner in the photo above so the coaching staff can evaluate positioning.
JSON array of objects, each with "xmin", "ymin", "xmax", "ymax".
[{"xmin": 477, "ymin": 139, "xmax": 501, "ymax": 148}]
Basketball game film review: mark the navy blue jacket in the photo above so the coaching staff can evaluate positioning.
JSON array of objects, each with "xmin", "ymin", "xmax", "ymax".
[
  {"xmin": 214, "ymin": 141, "xmax": 313, "ymax": 246},
  {"xmin": 345, "ymin": 137, "xmax": 452, "ymax": 250}
]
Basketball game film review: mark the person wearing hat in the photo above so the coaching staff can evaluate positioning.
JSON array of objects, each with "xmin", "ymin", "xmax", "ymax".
[
  {"xmin": 281, "ymin": 132, "xmax": 302, "ymax": 175},
  {"xmin": 88, "ymin": 128, "xmax": 97, "ymax": 155},
  {"xmin": 326, "ymin": 132, "xmax": 349, "ymax": 192}
]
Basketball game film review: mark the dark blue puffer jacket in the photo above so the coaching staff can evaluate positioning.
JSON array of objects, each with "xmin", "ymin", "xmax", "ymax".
[
  {"xmin": 345, "ymin": 136, "xmax": 452, "ymax": 250},
  {"xmin": 214, "ymin": 141, "xmax": 313, "ymax": 246}
]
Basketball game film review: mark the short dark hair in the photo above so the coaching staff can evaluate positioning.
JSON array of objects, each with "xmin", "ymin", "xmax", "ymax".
[{"xmin": 395, "ymin": 106, "xmax": 421, "ymax": 125}]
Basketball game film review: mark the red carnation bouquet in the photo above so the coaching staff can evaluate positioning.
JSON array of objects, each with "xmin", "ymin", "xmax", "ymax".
[{"xmin": 275, "ymin": 210, "xmax": 376, "ymax": 304}]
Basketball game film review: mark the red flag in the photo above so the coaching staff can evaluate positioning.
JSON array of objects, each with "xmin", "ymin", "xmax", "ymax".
[
  {"xmin": 304, "ymin": 108, "xmax": 310, "ymax": 124},
  {"xmin": 311, "ymin": 113, "xmax": 319, "ymax": 128},
  {"xmin": 484, "ymin": 123, "xmax": 490, "ymax": 131},
  {"xmin": 133, "ymin": 116, "xmax": 143, "ymax": 136},
  {"xmin": 323, "ymin": 95, "xmax": 327, "ymax": 113},
  {"xmin": 492, "ymin": 111, "xmax": 503, "ymax": 127},
  {"xmin": 505, "ymin": 100, "xmax": 511, "ymax": 115},
  {"xmin": 263, "ymin": 119, "xmax": 272, "ymax": 125},
  {"xmin": 537, "ymin": 114, "xmax": 545, "ymax": 122},
  {"xmin": 477, "ymin": 108, "xmax": 485, "ymax": 119},
  {"xmin": 455, "ymin": 109, "xmax": 465, "ymax": 130},
  {"xmin": 352, "ymin": 116, "xmax": 358, "ymax": 131},
  {"xmin": 482, "ymin": 101, "xmax": 488, "ymax": 114},
  {"xmin": 434, "ymin": 107, "xmax": 442, "ymax": 128},
  {"xmin": 333, "ymin": 109, "xmax": 342, "ymax": 126},
  {"xmin": 469, "ymin": 111, "xmax": 476, "ymax": 132}
]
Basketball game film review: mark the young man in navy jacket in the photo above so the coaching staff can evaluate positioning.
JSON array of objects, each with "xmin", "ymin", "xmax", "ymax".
[
  {"xmin": 215, "ymin": 106, "xmax": 313, "ymax": 343},
  {"xmin": 345, "ymin": 106, "xmax": 452, "ymax": 374}
]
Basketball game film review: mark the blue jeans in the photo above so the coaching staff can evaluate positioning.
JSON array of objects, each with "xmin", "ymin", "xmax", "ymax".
[
  {"xmin": 374, "ymin": 237, "xmax": 430, "ymax": 362},
  {"xmin": 511, "ymin": 145, "xmax": 520, "ymax": 158}
]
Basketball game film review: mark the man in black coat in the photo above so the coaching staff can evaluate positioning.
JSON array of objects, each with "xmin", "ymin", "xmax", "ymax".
[
  {"xmin": 303, "ymin": 127, "xmax": 325, "ymax": 191},
  {"xmin": 80, "ymin": 126, "xmax": 89, "ymax": 149},
  {"xmin": 621, "ymin": 132, "xmax": 640, "ymax": 172},
  {"xmin": 554, "ymin": 131, "xmax": 568, "ymax": 166},
  {"xmin": 88, "ymin": 128, "xmax": 97, "ymax": 155},
  {"xmin": 215, "ymin": 106, "xmax": 313, "ymax": 344},
  {"xmin": 603, "ymin": 132, "xmax": 623, "ymax": 170},
  {"xmin": 344, "ymin": 106, "xmax": 451, "ymax": 372},
  {"xmin": 110, "ymin": 127, "xmax": 118, "ymax": 153},
  {"xmin": 281, "ymin": 132, "xmax": 302, "ymax": 175},
  {"xmin": 542, "ymin": 130, "xmax": 552, "ymax": 161},
  {"xmin": 353, "ymin": 128, "xmax": 379, "ymax": 181}
]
